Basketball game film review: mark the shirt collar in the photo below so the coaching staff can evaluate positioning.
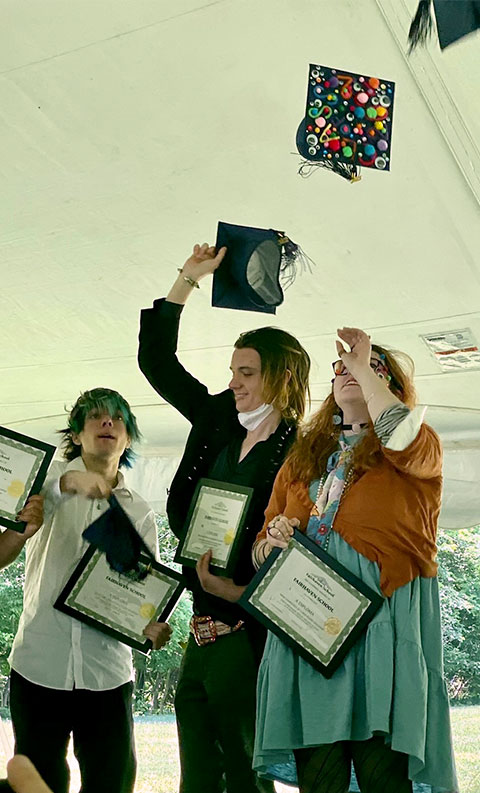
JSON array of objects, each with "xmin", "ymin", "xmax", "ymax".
[{"xmin": 64, "ymin": 456, "xmax": 133, "ymax": 497}]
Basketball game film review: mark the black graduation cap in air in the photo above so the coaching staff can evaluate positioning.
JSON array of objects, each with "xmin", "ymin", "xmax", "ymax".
[
  {"xmin": 212, "ymin": 221, "xmax": 304, "ymax": 315},
  {"xmin": 408, "ymin": 0, "xmax": 480, "ymax": 50},
  {"xmin": 83, "ymin": 494, "xmax": 155, "ymax": 575}
]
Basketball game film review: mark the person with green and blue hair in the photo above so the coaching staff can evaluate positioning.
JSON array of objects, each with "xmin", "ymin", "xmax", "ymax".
[{"xmin": 8, "ymin": 387, "xmax": 171, "ymax": 793}]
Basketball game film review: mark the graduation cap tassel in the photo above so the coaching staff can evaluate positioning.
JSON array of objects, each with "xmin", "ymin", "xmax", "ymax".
[
  {"xmin": 298, "ymin": 159, "xmax": 361, "ymax": 183},
  {"xmin": 408, "ymin": 0, "xmax": 434, "ymax": 52},
  {"xmin": 276, "ymin": 233, "xmax": 315, "ymax": 290}
]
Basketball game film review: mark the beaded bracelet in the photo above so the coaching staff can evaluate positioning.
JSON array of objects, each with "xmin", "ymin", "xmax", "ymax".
[{"xmin": 177, "ymin": 268, "xmax": 200, "ymax": 289}]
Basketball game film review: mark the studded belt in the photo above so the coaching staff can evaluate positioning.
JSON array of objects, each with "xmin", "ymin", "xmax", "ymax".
[{"xmin": 190, "ymin": 615, "xmax": 245, "ymax": 646}]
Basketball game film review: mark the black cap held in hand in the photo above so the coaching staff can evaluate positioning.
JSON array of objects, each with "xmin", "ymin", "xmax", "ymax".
[
  {"xmin": 83, "ymin": 494, "xmax": 154, "ymax": 574},
  {"xmin": 212, "ymin": 222, "xmax": 292, "ymax": 314}
]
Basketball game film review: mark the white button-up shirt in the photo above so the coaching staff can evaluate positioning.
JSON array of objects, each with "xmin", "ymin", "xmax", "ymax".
[{"xmin": 10, "ymin": 456, "xmax": 158, "ymax": 691}]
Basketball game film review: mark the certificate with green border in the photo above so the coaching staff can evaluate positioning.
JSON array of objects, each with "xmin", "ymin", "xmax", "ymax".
[
  {"xmin": 54, "ymin": 547, "xmax": 184, "ymax": 653},
  {"xmin": 0, "ymin": 426, "xmax": 55, "ymax": 533},
  {"xmin": 174, "ymin": 478, "xmax": 253, "ymax": 576},
  {"xmin": 239, "ymin": 531, "xmax": 383, "ymax": 678}
]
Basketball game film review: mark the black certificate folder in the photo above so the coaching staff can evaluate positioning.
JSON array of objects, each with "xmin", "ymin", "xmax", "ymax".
[
  {"xmin": 55, "ymin": 547, "xmax": 185, "ymax": 653},
  {"xmin": 174, "ymin": 478, "xmax": 254, "ymax": 576},
  {"xmin": 0, "ymin": 425, "xmax": 55, "ymax": 533},
  {"xmin": 239, "ymin": 531, "xmax": 383, "ymax": 678}
]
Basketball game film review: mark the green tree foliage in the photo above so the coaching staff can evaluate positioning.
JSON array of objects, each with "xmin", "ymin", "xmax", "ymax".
[
  {"xmin": 0, "ymin": 549, "xmax": 25, "ymax": 708},
  {"xmin": 133, "ymin": 514, "xmax": 191, "ymax": 714},
  {"xmin": 1, "ymin": 520, "xmax": 479, "ymax": 712},
  {"xmin": 437, "ymin": 526, "xmax": 480, "ymax": 704}
]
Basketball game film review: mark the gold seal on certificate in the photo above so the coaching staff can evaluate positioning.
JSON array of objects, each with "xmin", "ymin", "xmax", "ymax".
[
  {"xmin": 54, "ymin": 549, "xmax": 184, "ymax": 653},
  {"xmin": 239, "ymin": 531, "xmax": 383, "ymax": 678},
  {"xmin": 174, "ymin": 479, "xmax": 254, "ymax": 576},
  {"xmin": 0, "ymin": 426, "xmax": 55, "ymax": 533}
]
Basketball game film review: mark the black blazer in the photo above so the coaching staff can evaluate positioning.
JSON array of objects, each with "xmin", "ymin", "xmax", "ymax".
[
  {"xmin": 138, "ymin": 298, "xmax": 297, "ymax": 621},
  {"xmin": 138, "ymin": 298, "xmax": 244, "ymax": 539}
]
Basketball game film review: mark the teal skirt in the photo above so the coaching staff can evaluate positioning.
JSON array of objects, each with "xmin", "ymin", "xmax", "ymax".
[{"xmin": 253, "ymin": 533, "xmax": 458, "ymax": 793}]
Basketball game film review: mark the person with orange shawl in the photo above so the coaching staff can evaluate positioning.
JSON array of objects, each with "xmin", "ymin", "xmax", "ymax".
[{"xmin": 251, "ymin": 327, "xmax": 458, "ymax": 793}]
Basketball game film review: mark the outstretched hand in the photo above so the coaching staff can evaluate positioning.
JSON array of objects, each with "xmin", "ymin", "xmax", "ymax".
[
  {"xmin": 336, "ymin": 327, "xmax": 372, "ymax": 381},
  {"xmin": 181, "ymin": 243, "xmax": 227, "ymax": 282}
]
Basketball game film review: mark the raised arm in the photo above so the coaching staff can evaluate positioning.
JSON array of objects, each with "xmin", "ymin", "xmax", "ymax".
[{"xmin": 138, "ymin": 244, "xmax": 226, "ymax": 424}]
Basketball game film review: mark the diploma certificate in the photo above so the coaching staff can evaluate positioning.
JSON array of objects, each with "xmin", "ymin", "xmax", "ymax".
[
  {"xmin": 0, "ymin": 426, "xmax": 55, "ymax": 533},
  {"xmin": 174, "ymin": 479, "xmax": 253, "ymax": 576},
  {"xmin": 240, "ymin": 531, "xmax": 383, "ymax": 677},
  {"xmin": 54, "ymin": 549, "xmax": 184, "ymax": 652}
]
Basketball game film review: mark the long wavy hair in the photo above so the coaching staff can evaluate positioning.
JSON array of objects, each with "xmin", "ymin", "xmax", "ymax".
[
  {"xmin": 286, "ymin": 344, "xmax": 417, "ymax": 483},
  {"xmin": 234, "ymin": 327, "xmax": 311, "ymax": 422}
]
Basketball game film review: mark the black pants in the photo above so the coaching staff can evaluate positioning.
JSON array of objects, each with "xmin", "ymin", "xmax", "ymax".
[
  {"xmin": 9, "ymin": 670, "xmax": 136, "ymax": 793},
  {"xmin": 175, "ymin": 630, "xmax": 274, "ymax": 793},
  {"xmin": 295, "ymin": 737, "xmax": 413, "ymax": 793}
]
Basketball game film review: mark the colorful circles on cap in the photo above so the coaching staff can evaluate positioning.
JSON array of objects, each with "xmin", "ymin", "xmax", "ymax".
[{"xmin": 303, "ymin": 64, "xmax": 394, "ymax": 171}]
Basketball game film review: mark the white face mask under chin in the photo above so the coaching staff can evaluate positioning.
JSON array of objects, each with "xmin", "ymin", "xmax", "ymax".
[{"xmin": 237, "ymin": 403, "xmax": 274, "ymax": 431}]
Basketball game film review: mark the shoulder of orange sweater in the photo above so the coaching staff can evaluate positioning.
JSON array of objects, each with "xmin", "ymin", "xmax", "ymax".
[{"xmin": 381, "ymin": 419, "xmax": 442, "ymax": 480}]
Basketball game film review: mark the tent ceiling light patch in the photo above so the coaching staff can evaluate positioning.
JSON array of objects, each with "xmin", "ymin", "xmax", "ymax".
[{"xmin": 421, "ymin": 329, "xmax": 480, "ymax": 371}]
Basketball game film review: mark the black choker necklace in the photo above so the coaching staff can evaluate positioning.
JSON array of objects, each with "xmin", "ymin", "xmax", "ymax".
[{"xmin": 342, "ymin": 422, "xmax": 368, "ymax": 432}]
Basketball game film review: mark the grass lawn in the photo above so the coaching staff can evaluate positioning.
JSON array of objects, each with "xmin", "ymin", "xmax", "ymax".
[{"xmin": 0, "ymin": 706, "xmax": 478, "ymax": 791}]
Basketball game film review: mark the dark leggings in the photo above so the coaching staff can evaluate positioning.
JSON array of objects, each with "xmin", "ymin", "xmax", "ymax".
[{"xmin": 295, "ymin": 736, "xmax": 413, "ymax": 793}]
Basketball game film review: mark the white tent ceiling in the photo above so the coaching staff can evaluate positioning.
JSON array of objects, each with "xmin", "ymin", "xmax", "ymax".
[{"xmin": 1, "ymin": 0, "xmax": 480, "ymax": 523}]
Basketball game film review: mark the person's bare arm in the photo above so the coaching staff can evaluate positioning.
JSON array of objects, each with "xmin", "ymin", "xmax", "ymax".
[
  {"xmin": 166, "ymin": 243, "xmax": 226, "ymax": 305},
  {"xmin": 196, "ymin": 550, "xmax": 246, "ymax": 603},
  {"xmin": 7, "ymin": 755, "xmax": 53, "ymax": 793}
]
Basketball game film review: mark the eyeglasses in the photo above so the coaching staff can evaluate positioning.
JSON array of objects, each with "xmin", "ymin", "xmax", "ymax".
[{"xmin": 332, "ymin": 358, "xmax": 391, "ymax": 380}]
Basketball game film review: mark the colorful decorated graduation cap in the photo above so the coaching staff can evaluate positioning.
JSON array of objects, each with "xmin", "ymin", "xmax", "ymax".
[
  {"xmin": 212, "ymin": 222, "xmax": 304, "ymax": 314},
  {"xmin": 296, "ymin": 64, "xmax": 395, "ymax": 181},
  {"xmin": 408, "ymin": 0, "xmax": 480, "ymax": 51},
  {"xmin": 83, "ymin": 494, "xmax": 155, "ymax": 577}
]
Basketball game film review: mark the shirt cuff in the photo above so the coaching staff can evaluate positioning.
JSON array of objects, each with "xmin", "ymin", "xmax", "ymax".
[
  {"xmin": 153, "ymin": 298, "xmax": 184, "ymax": 317},
  {"xmin": 44, "ymin": 476, "xmax": 67, "ymax": 505},
  {"xmin": 383, "ymin": 405, "xmax": 427, "ymax": 451}
]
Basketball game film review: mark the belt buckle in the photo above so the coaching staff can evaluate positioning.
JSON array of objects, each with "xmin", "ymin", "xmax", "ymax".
[{"xmin": 192, "ymin": 615, "xmax": 217, "ymax": 647}]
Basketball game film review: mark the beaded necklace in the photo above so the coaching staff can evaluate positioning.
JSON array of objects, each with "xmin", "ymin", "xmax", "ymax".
[{"xmin": 307, "ymin": 434, "xmax": 360, "ymax": 551}]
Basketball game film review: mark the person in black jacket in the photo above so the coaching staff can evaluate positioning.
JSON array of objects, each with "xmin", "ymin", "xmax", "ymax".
[{"xmin": 138, "ymin": 243, "xmax": 311, "ymax": 793}]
